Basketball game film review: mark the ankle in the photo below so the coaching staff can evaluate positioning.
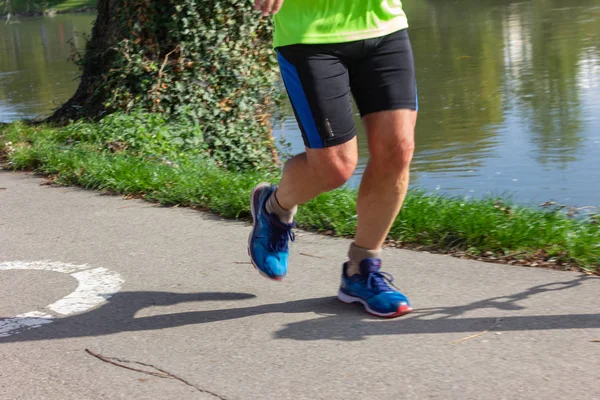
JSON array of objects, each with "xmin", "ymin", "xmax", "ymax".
[
  {"xmin": 346, "ymin": 243, "xmax": 382, "ymax": 276},
  {"xmin": 265, "ymin": 189, "xmax": 297, "ymax": 224}
]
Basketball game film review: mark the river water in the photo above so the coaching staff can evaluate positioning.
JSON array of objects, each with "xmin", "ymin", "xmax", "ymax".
[{"xmin": 1, "ymin": 1, "xmax": 600, "ymax": 206}]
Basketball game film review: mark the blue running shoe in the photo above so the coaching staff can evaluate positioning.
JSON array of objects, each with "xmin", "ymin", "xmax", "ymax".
[
  {"xmin": 338, "ymin": 258, "xmax": 412, "ymax": 318},
  {"xmin": 248, "ymin": 183, "xmax": 295, "ymax": 280}
]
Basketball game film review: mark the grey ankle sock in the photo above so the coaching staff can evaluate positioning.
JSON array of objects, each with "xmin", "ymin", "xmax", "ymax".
[
  {"xmin": 265, "ymin": 189, "xmax": 297, "ymax": 224},
  {"xmin": 346, "ymin": 243, "xmax": 382, "ymax": 277}
]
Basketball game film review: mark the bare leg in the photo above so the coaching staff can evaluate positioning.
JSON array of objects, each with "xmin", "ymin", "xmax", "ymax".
[
  {"xmin": 354, "ymin": 109, "xmax": 417, "ymax": 251},
  {"xmin": 275, "ymin": 138, "xmax": 358, "ymax": 211}
]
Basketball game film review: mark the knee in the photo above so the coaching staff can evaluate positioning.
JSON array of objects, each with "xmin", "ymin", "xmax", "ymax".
[
  {"xmin": 371, "ymin": 135, "xmax": 415, "ymax": 172},
  {"xmin": 312, "ymin": 153, "xmax": 357, "ymax": 191}
]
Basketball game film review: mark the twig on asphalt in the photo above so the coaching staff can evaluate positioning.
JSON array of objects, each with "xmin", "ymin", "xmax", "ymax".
[
  {"xmin": 85, "ymin": 349, "xmax": 170, "ymax": 378},
  {"xmin": 85, "ymin": 349, "xmax": 228, "ymax": 399},
  {"xmin": 234, "ymin": 261, "xmax": 252, "ymax": 264},
  {"xmin": 592, "ymin": 339, "xmax": 600, "ymax": 343},
  {"xmin": 299, "ymin": 252, "xmax": 325, "ymax": 259},
  {"xmin": 447, "ymin": 318, "xmax": 502, "ymax": 345}
]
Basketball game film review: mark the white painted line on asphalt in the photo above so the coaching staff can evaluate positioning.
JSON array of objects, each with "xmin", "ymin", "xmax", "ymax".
[
  {"xmin": 0, "ymin": 260, "xmax": 84, "ymax": 274},
  {"xmin": 48, "ymin": 268, "xmax": 123, "ymax": 315},
  {"xmin": 0, "ymin": 261, "xmax": 124, "ymax": 338}
]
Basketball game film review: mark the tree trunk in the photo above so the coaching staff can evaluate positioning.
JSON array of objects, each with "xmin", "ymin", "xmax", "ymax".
[
  {"xmin": 48, "ymin": 0, "xmax": 123, "ymax": 124},
  {"xmin": 46, "ymin": 0, "xmax": 279, "ymax": 170}
]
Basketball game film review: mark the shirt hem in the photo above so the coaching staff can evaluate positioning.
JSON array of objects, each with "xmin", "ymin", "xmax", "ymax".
[{"xmin": 273, "ymin": 21, "xmax": 409, "ymax": 48}]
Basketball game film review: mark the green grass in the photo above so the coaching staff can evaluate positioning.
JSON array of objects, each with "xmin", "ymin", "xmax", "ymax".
[
  {"xmin": 1, "ymin": 119, "xmax": 599, "ymax": 274},
  {"xmin": 48, "ymin": 0, "xmax": 95, "ymax": 12},
  {"xmin": 47, "ymin": 0, "xmax": 96, "ymax": 11}
]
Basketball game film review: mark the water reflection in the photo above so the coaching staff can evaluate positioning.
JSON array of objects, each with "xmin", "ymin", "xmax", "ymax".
[
  {"xmin": 274, "ymin": 0, "xmax": 600, "ymax": 205},
  {"xmin": 505, "ymin": 1, "xmax": 589, "ymax": 167},
  {"xmin": 0, "ymin": 14, "xmax": 94, "ymax": 121}
]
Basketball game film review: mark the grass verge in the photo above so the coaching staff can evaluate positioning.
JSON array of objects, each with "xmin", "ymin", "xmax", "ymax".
[
  {"xmin": 1, "ymin": 120, "xmax": 599, "ymax": 274},
  {"xmin": 46, "ymin": 0, "xmax": 95, "ymax": 12}
]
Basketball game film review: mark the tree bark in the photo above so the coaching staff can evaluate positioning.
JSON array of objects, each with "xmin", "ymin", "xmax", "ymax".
[{"xmin": 48, "ymin": 0, "xmax": 123, "ymax": 124}]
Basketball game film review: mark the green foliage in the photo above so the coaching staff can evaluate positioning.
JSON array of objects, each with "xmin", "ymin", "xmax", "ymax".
[
  {"xmin": 73, "ymin": 0, "xmax": 279, "ymax": 171},
  {"xmin": 58, "ymin": 111, "xmax": 208, "ymax": 159}
]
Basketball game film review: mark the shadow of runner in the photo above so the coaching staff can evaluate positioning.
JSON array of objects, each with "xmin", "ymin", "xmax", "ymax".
[
  {"xmin": 276, "ymin": 276, "xmax": 600, "ymax": 341},
  {"xmin": 276, "ymin": 311, "xmax": 600, "ymax": 341},
  {"xmin": 1, "ymin": 276, "xmax": 598, "ymax": 343}
]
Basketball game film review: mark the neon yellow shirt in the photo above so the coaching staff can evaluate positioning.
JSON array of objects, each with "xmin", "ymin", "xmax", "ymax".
[{"xmin": 273, "ymin": 0, "xmax": 409, "ymax": 48}]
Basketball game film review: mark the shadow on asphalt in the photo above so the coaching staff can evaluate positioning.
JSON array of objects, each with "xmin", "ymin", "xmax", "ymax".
[{"xmin": 1, "ymin": 276, "xmax": 598, "ymax": 343}]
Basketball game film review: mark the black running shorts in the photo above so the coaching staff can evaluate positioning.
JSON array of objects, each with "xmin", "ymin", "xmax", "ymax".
[{"xmin": 277, "ymin": 29, "xmax": 417, "ymax": 149}]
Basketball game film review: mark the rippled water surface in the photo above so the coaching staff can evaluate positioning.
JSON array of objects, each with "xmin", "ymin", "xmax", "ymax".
[{"xmin": 273, "ymin": 0, "xmax": 600, "ymax": 207}]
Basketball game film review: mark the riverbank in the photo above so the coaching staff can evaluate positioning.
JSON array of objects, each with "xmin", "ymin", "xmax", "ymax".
[
  {"xmin": 1, "ymin": 0, "xmax": 95, "ymax": 17},
  {"xmin": 1, "ymin": 116, "xmax": 598, "ymax": 275}
]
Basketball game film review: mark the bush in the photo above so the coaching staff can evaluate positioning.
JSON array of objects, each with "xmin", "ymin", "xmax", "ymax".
[{"xmin": 62, "ymin": 0, "xmax": 280, "ymax": 171}]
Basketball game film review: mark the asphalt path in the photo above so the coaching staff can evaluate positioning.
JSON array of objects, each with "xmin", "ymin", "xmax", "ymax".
[{"xmin": 1, "ymin": 171, "xmax": 599, "ymax": 400}]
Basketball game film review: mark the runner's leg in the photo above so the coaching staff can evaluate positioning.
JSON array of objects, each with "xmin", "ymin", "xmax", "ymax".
[
  {"xmin": 272, "ymin": 45, "xmax": 359, "ymax": 212},
  {"xmin": 335, "ymin": 29, "xmax": 416, "ymax": 318},
  {"xmin": 348, "ymin": 29, "xmax": 418, "ymax": 273},
  {"xmin": 248, "ymin": 43, "xmax": 360, "ymax": 279}
]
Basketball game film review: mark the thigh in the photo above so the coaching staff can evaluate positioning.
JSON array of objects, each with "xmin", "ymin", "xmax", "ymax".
[
  {"xmin": 277, "ymin": 44, "xmax": 357, "ymax": 149},
  {"xmin": 349, "ymin": 29, "xmax": 418, "ymax": 118},
  {"xmin": 363, "ymin": 109, "xmax": 417, "ymax": 160}
]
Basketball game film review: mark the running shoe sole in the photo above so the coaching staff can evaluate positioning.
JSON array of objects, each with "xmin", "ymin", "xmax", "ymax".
[{"xmin": 337, "ymin": 289, "xmax": 413, "ymax": 318}]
